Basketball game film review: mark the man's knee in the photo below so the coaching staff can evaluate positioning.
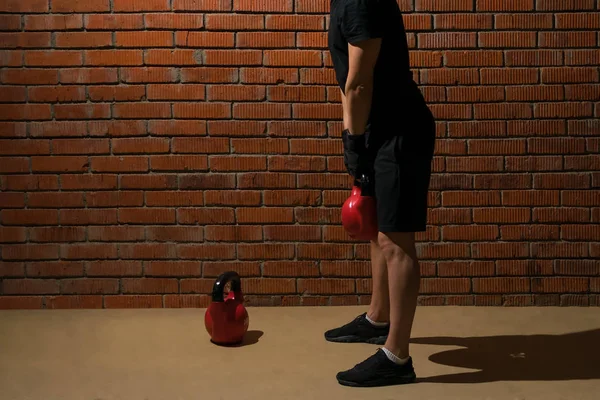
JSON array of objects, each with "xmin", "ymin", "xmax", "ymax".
[{"xmin": 377, "ymin": 232, "xmax": 417, "ymax": 262}]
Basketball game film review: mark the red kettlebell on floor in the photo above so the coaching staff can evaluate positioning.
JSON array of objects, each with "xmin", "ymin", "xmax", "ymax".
[
  {"xmin": 204, "ymin": 271, "xmax": 249, "ymax": 345},
  {"xmin": 341, "ymin": 173, "xmax": 378, "ymax": 241}
]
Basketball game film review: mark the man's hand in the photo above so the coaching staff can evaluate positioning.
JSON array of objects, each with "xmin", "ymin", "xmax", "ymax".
[{"xmin": 343, "ymin": 38, "xmax": 381, "ymax": 136}]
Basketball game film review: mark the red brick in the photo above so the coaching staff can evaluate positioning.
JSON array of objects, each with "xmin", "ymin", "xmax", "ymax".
[
  {"xmin": 539, "ymin": 31, "xmax": 597, "ymax": 48},
  {"xmin": 59, "ymin": 206, "xmax": 116, "ymax": 223},
  {"xmin": 473, "ymin": 242, "xmax": 530, "ymax": 260},
  {"xmin": 121, "ymin": 67, "xmax": 178, "ymax": 83},
  {"xmin": 85, "ymin": 51, "xmax": 144, "ymax": 67},
  {"xmin": 145, "ymin": 49, "xmax": 200, "ymax": 66},
  {"xmin": 232, "ymin": 138, "xmax": 289, "ymax": 154},
  {"xmin": 442, "ymin": 225, "xmax": 499, "ymax": 241},
  {"xmin": 0, "ymin": 122, "xmax": 27, "ymax": 138},
  {"xmin": 60, "ymin": 68, "xmax": 118, "ymax": 84},
  {"xmin": 474, "ymin": 174, "xmax": 532, "ymax": 189},
  {"xmin": 419, "ymin": 32, "xmax": 477, "ymax": 49},
  {"xmin": 28, "ymin": 87, "xmax": 86, "ymax": 103},
  {"xmin": 91, "ymin": 156, "xmax": 148, "ymax": 173},
  {"xmin": 1, "ymin": 0, "xmax": 48, "ymax": 12},
  {"xmin": 0, "ymin": 32, "xmax": 51, "ymax": 48},
  {"xmin": 0, "ymin": 227, "xmax": 26, "ymax": 243},
  {"xmin": 264, "ymin": 190, "xmax": 321, "ymax": 206},
  {"xmin": 238, "ymin": 244, "xmax": 295, "ymax": 260},
  {"xmin": 0, "ymin": 297, "xmax": 43, "ymax": 309},
  {"xmin": 206, "ymin": 14, "xmax": 264, "ymax": 30},
  {"xmin": 104, "ymin": 295, "xmax": 163, "ymax": 308},
  {"xmin": 473, "ymin": 278, "xmax": 530, "ymax": 293},
  {"xmin": 297, "ymin": 279, "xmax": 353, "ymax": 295},
  {"xmin": 501, "ymin": 225, "xmax": 559, "ymax": 241},
  {"xmin": 85, "ymin": 14, "xmax": 144, "ymax": 30},
  {"xmin": 29, "ymin": 227, "xmax": 86, "ymax": 242},
  {"xmin": 204, "ymin": 190, "xmax": 261, "ymax": 206},
  {"xmin": 54, "ymin": 104, "xmax": 110, "ymax": 120},
  {"xmin": 505, "ymin": 50, "xmax": 563, "ymax": 66},
  {"xmin": 26, "ymin": 261, "xmax": 84, "ymax": 277},
  {"xmin": 61, "ymin": 278, "xmax": 118, "ymax": 294},
  {"xmin": 555, "ymin": 260, "xmax": 599, "ymax": 276},
  {"xmin": 86, "ymin": 191, "xmax": 143, "ymax": 207},
  {"xmin": 534, "ymin": 173, "xmax": 590, "ymax": 189},
  {"xmin": 179, "ymin": 174, "xmax": 235, "ymax": 189},
  {"xmin": 23, "ymin": 51, "xmax": 80, "ymax": 69},
  {"xmin": 0, "ymin": 105, "xmax": 52, "ymax": 121},
  {"xmin": 531, "ymin": 242, "xmax": 589, "ymax": 259},
  {"xmin": 146, "ymin": 227, "xmax": 204, "ymax": 243},
  {"xmin": 164, "ymin": 295, "xmax": 210, "ymax": 308},
  {"xmin": 1, "ymin": 210, "xmax": 58, "ymax": 226},
  {"xmin": 143, "ymin": 262, "xmax": 200, "ymax": 277},
  {"xmin": 0, "ymin": 157, "xmax": 29, "ymax": 173},
  {"xmin": 479, "ymin": 32, "xmax": 537, "ymax": 48},
  {"xmin": 116, "ymin": 31, "xmax": 172, "ymax": 48},
  {"xmin": 473, "ymin": 208, "xmax": 530, "ymax": 223},
  {"xmin": 87, "ymin": 261, "xmax": 143, "ymax": 277},
  {"xmin": 83, "ymin": 84, "xmax": 143, "ymax": 102},
  {"xmin": 2, "ymin": 279, "xmax": 59, "ymax": 295},
  {"xmin": 441, "ymin": 191, "xmax": 501, "ymax": 207},
  {"xmin": 262, "ymin": 261, "xmax": 320, "ymax": 277},
  {"xmin": 239, "ymin": 32, "xmax": 296, "ymax": 48},
  {"xmin": 532, "ymin": 277, "xmax": 589, "ymax": 293},
  {"xmin": 112, "ymin": 138, "xmax": 170, "ymax": 154},
  {"xmin": 46, "ymin": 296, "xmax": 102, "ymax": 309},
  {"xmin": 88, "ymin": 226, "xmax": 145, "ymax": 242},
  {"xmin": 149, "ymin": 121, "xmax": 207, "ymax": 137},
  {"xmin": 238, "ymin": 172, "xmax": 296, "ymax": 188},
  {"xmin": 534, "ymin": 207, "xmax": 590, "ymax": 223},
  {"xmin": 173, "ymin": 103, "xmax": 231, "ymax": 119},
  {"xmin": 264, "ymin": 225, "xmax": 321, "ymax": 242},
  {"xmin": 61, "ymin": 244, "xmax": 118, "ymax": 260},
  {"xmin": 55, "ymin": 32, "xmax": 112, "ymax": 48},
  {"xmin": 203, "ymin": 49, "xmax": 262, "ymax": 65},
  {"xmin": 119, "ymin": 243, "xmax": 177, "ymax": 260},
  {"xmin": 88, "ymin": 121, "xmax": 147, "ymax": 137},
  {"xmin": 205, "ymin": 226, "xmax": 262, "ymax": 242},
  {"xmin": 181, "ymin": 67, "xmax": 238, "ymax": 83},
  {"xmin": 118, "ymin": 208, "xmax": 176, "ymax": 224},
  {"xmin": 202, "ymin": 262, "xmax": 260, "ymax": 277},
  {"xmin": 284, "ymin": 155, "xmax": 331, "ymax": 172},
  {"xmin": 444, "ymin": 50, "xmax": 503, "ymax": 67},
  {"xmin": 145, "ymin": 191, "xmax": 203, "ymax": 207},
  {"xmin": 3, "ymin": 176, "xmax": 58, "ymax": 191},
  {"xmin": 266, "ymin": 15, "xmax": 323, "ymax": 30},
  {"xmin": 438, "ymin": 261, "xmax": 495, "ymax": 277},
  {"xmin": 61, "ymin": 174, "xmax": 118, "ymax": 190},
  {"xmin": 420, "ymin": 278, "xmax": 471, "ymax": 294},
  {"xmin": 2, "ymin": 69, "xmax": 58, "ymax": 85},
  {"xmin": 562, "ymin": 190, "xmax": 600, "ymax": 206},
  {"xmin": 210, "ymin": 156, "xmax": 267, "ymax": 172},
  {"xmin": 495, "ymin": 13, "xmax": 553, "ymax": 29},
  {"xmin": 0, "ymin": 193, "xmax": 26, "ymax": 209},
  {"xmin": 207, "ymin": 121, "xmax": 266, "ymax": 137},
  {"xmin": 236, "ymin": 208, "xmax": 294, "ymax": 224},
  {"xmin": 234, "ymin": 0, "xmax": 292, "ymax": 12},
  {"xmin": 122, "ymin": 278, "xmax": 178, "ymax": 294},
  {"xmin": 0, "ymin": 50, "xmax": 22, "ymax": 67},
  {"xmin": 113, "ymin": 0, "xmax": 170, "ymax": 11},
  {"xmin": 177, "ymin": 244, "xmax": 236, "ymax": 260},
  {"xmin": 177, "ymin": 208, "xmax": 235, "ymax": 224}
]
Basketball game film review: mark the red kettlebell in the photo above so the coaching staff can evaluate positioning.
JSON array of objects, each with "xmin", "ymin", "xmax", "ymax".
[
  {"xmin": 204, "ymin": 271, "xmax": 249, "ymax": 345},
  {"xmin": 341, "ymin": 173, "xmax": 378, "ymax": 241}
]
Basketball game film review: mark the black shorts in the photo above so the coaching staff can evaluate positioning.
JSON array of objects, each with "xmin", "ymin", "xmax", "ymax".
[{"xmin": 371, "ymin": 116, "xmax": 436, "ymax": 233}]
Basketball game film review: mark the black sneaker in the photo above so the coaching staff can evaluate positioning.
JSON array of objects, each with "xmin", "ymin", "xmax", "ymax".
[
  {"xmin": 336, "ymin": 349, "xmax": 417, "ymax": 387},
  {"xmin": 324, "ymin": 313, "xmax": 388, "ymax": 344}
]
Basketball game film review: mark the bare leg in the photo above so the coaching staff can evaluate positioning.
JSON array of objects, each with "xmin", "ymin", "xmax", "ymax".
[
  {"xmin": 367, "ymin": 239, "xmax": 390, "ymax": 323},
  {"xmin": 378, "ymin": 232, "xmax": 420, "ymax": 359}
]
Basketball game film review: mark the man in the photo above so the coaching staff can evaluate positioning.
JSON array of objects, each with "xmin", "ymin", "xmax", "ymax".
[{"xmin": 325, "ymin": 0, "xmax": 436, "ymax": 388}]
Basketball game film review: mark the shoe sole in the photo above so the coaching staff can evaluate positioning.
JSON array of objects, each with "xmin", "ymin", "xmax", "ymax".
[
  {"xmin": 325, "ymin": 335, "xmax": 388, "ymax": 345},
  {"xmin": 337, "ymin": 374, "xmax": 416, "ymax": 388}
]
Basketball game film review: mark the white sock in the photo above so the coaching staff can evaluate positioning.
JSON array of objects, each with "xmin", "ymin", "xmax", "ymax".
[
  {"xmin": 365, "ymin": 314, "xmax": 389, "ymax": 327},
  {"xmin": 382, "ymin": 347, "xmax": 410, "ymax": 365}
]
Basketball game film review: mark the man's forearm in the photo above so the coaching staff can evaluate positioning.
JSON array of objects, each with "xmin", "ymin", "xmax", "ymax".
[{"xmin": 344, "ymin": 78, "xmax": 373, "ymax": 136}]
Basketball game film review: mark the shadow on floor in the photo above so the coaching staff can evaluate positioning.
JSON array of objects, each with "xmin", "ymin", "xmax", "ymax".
[
  {"xmin": 210, "ymin": 330, "xmax": 264, "ymax": 348},
  {"xmin": 411, "ymin": 328, "xmax": 600, "ymax": 383}
]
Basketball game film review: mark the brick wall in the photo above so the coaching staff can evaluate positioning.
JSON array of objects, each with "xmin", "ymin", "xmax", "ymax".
[{"xmin": 0, "ymin": 0, "xmax": 599, "ymax": 309}]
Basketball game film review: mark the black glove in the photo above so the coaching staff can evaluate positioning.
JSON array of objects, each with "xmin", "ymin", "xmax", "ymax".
[{"xmin": 342, "ymin": 129, "xmax": 373, "ymax": 180}]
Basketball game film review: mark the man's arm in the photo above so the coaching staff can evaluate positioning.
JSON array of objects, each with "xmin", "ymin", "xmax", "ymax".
[{"xmin": 343, "ymin": 38, "xmax": 381, "ymax": 136}]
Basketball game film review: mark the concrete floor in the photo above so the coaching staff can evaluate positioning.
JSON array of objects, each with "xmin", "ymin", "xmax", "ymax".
[{"xmin": 1, "ymin": 306, "xmax": 599, "ymax": 400}]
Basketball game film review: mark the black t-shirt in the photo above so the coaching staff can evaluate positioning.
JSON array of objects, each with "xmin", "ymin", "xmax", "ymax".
[{"xmin": 328, "ymin": 0, "xmax": 428, "ymax": 136}]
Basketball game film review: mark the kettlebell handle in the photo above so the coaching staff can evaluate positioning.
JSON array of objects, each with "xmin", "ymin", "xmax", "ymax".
[{"xmin": 211, "ymin": 271, "xmax": 242, "ymax": 302}]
